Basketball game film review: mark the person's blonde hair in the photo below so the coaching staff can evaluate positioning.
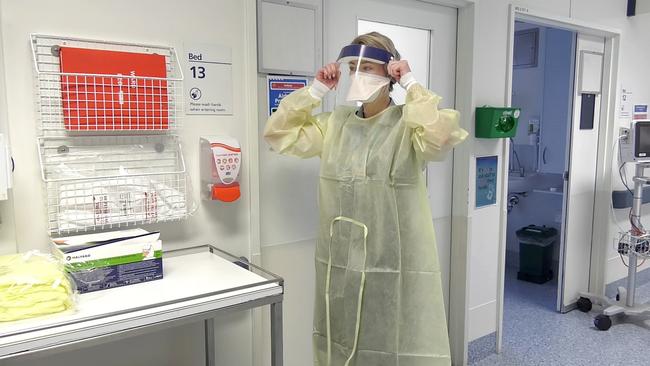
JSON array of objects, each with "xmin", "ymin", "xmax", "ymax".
[{"xmin": 351, "ymin": 32, "xmax": 401, "ymax": 91}]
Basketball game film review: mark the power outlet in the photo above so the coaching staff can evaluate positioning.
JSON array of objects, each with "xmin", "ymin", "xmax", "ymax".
[{"xmin": 620, "ymin": 127, "xmax": 630, "ymax": 143}]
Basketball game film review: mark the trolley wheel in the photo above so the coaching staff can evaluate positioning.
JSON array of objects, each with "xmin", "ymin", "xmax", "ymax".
[
  {"xmin": 594, "ymin": 314, "xmax": 612, "ymax": 331},
  {"xmin": 577, "ymin": 297, "xmax": 592, "ymax": 312}
]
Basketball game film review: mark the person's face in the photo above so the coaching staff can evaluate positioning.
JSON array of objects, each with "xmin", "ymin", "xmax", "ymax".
[{"xmin": 348, "ymin": 61, "xmax": 387, "ymax": 77}]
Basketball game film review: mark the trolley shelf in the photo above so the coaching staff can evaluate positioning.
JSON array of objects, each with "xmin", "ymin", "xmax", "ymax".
[{"xmin": 0, "ymin": 245, "xmax": 285, "ymax": 365}]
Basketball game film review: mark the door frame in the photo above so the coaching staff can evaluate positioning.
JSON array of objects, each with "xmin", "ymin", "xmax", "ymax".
[
  {"xmin": 558, "ymin": 35, "xmax": 606, "ymax": 313},
  {"xmin": 498, "ymin": 4, "xmax": 620, "ymax": 353},
  {"xmin": 355, "ymin": 5, "xmax": 470, "ymax": 363}
]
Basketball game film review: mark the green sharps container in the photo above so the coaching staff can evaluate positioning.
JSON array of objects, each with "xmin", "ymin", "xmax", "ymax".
[
  {"xmin": 475, "ymin": 107, "xmax": 521, "ymax": 138},
  {"xmin": 516, "ymin": 225, "xmax": 558, "ymax": 284}
]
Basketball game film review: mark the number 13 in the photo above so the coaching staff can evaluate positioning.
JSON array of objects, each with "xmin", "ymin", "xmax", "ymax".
[{"xmin": 191, "ymin": 66, "xmax": 205, "ymax": 79}]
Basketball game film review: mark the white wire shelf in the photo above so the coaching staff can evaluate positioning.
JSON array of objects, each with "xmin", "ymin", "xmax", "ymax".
[
  {"xmin": 31, "ymin": 34, "xmax": 184, "ymax": 134},
  {"xmin": 38, "ymin": 135, "xmax": 195, "ymax": 235},
  {"xmin": 615, "ymin": 231, "xmax": 650, "ymax": 258}
]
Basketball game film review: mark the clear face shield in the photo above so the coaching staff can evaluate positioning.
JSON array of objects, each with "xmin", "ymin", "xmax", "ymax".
[{"xmin": 334, "ymin": 44, "xmax": 394, "ymax": 108}]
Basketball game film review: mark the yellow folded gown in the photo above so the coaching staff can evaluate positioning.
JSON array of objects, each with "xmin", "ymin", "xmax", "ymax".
[{"xmin": 0, "ymin": 252, "xmax": 75, "ymax": 322}]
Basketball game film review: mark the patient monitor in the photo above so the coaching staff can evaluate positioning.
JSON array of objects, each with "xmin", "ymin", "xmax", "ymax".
[{"xmin": 620, "ymin": 120, "xmax": 650, "ymax": 163}]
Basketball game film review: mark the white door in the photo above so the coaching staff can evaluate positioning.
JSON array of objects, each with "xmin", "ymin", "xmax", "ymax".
[
  {"xmin": 325, "ymin": 0, "xmax": 457, "ymax": 313},
  {"xmin": 558, "ymin": 33, "xmax": 605, "ymax": 312}
]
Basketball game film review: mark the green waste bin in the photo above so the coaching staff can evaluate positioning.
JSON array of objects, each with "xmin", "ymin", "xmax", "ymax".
[{"xmin": 516, "ymin": 225, "xmax": 558, "ymax": 284}]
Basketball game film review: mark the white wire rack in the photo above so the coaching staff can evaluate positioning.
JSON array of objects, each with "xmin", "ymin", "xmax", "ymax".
[
  {"xmin": 31, "ymin": 34, "xmax": 184, "ymax": 134},
  {"xmin": 615, "ymin": 231, "xmax": 650, "ymax": 258},
  {"xmin": 38, "ymin": 135, "xmax": 195, "ymax": 235}
]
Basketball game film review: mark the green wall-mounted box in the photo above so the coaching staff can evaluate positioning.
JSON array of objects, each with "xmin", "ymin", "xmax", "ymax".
[{"xmin": 475, "ymin": 107, "xmax": 521, "ymax": 138}]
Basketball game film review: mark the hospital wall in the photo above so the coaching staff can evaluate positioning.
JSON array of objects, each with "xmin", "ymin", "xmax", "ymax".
[
  {"xmin": 0, "ymin": 0, "xmax": 259, "ymax": 365},
  {"xmin": 467, "ymin": 0, "xmax": 650, "ymax": 341},
  {"xmin": 253, "ymin": 0, "xmax": 320, "ymax": 364}
]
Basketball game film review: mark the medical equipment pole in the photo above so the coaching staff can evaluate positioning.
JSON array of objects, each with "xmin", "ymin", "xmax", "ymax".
[
  {"xmin": 628, "ymin": 163, "xmax": 646, "ymax": 307},
  {"xmin": 576, "ymin": 161, "xmax": 650, "ymax": 330}
]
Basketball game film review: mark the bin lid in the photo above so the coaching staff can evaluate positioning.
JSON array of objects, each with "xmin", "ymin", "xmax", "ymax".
[{"xmin": 516, "ymin": 225, "xmax": 558, "ymax": 246}]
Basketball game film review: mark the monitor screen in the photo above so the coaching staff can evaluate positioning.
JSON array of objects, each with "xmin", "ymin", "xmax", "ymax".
[{"xmin": 636, "ymin": 121, "xmax": 650, "ymax": 158}]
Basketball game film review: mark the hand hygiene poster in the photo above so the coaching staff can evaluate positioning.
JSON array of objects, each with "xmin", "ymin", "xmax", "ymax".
[
  {"xmin": 476, "ymin": 156, "xmax": 498, "ymax": 208},
  {"xmin": 184, "ymin": 43, "xmax": 233, "ymax": 115}
]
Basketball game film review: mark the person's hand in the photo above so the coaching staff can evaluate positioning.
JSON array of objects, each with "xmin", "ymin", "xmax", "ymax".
[
  {"xmin": 387, "ymin": 60, "xmax": 412, "ymax": 82},
  {"xmin": 316, "ymin": 63, "xmax": 340, "ymax": 89}
]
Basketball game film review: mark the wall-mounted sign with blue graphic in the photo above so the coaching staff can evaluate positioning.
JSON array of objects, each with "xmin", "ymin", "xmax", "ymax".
[
  {"xmin": 476, "ymin": 155, "xmax": 498, "ymax": 208},
  {"xmin": 267, "ymin": 75, "xmax": 308, "ymax": 116},
  {"xmin": 634, "ymin": 104, "xmax": 648, "ymax": 120}
]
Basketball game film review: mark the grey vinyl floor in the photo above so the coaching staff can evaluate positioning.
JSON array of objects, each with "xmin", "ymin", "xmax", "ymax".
[{"xmin": 469, "ymin": 266, "xmax": 650, "ymax": 366}]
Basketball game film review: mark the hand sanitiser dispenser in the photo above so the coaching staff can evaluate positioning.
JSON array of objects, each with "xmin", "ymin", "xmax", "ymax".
[
  {"xmin": 200, "ymin": 136, "xmax": 241, "ymax": 202},
  {"xmin": 475, "ymin": 106, "xmax": 521, "ymax": 138}
]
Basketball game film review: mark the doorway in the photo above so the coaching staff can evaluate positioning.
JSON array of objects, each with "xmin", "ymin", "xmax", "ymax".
[
  {"xmin": 497, "ymin": 5, "xmax": 620, "ymax": 357},
  {"xmin": 505, "ymin": 20, "xmax": 576, "ymax": 313}
]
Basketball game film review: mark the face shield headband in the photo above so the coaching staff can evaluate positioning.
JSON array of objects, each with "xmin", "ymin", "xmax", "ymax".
[{"xmin": 336, "ymin": 44, "xmax": 394, "ymax": 66}]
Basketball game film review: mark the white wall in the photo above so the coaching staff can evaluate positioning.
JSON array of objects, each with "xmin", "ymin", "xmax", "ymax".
[
  {"xmin": 0, "ymin": 0, "xmax": 258, "ymax": 365},
  {"xmin": 256, "ymin": 0, "xmax": 321, "ymax": 364}
]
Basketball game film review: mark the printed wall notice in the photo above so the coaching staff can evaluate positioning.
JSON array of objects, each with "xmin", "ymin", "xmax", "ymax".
[
  {"xmin": 619, "ymin": 87, "xmax": 633, "ymax": 119},
  {"xmin": 267, "ymin": 75, "xmax": 308, "ymax": 116},
  {"xmin": 184, "ymin": 43, "xmax": 233, "ymax": 115},
  {"xmin": 476, "ymin": 156, "xmax": 498, "ymax": 208}
]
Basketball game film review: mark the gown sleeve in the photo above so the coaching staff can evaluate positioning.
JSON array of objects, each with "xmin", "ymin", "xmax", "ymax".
[
  {"xmin": 401, "ymin": 83, "xmax": 468, "ymax": 162},
  {"xmin": 263, "ymin": 85, "xmax": 331, "ymax": 159}
]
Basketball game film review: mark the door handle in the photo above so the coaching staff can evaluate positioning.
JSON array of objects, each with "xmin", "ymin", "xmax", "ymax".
[{"xmin": 543, "ymin": 146, "xmax": 548, "ymax": 164}]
